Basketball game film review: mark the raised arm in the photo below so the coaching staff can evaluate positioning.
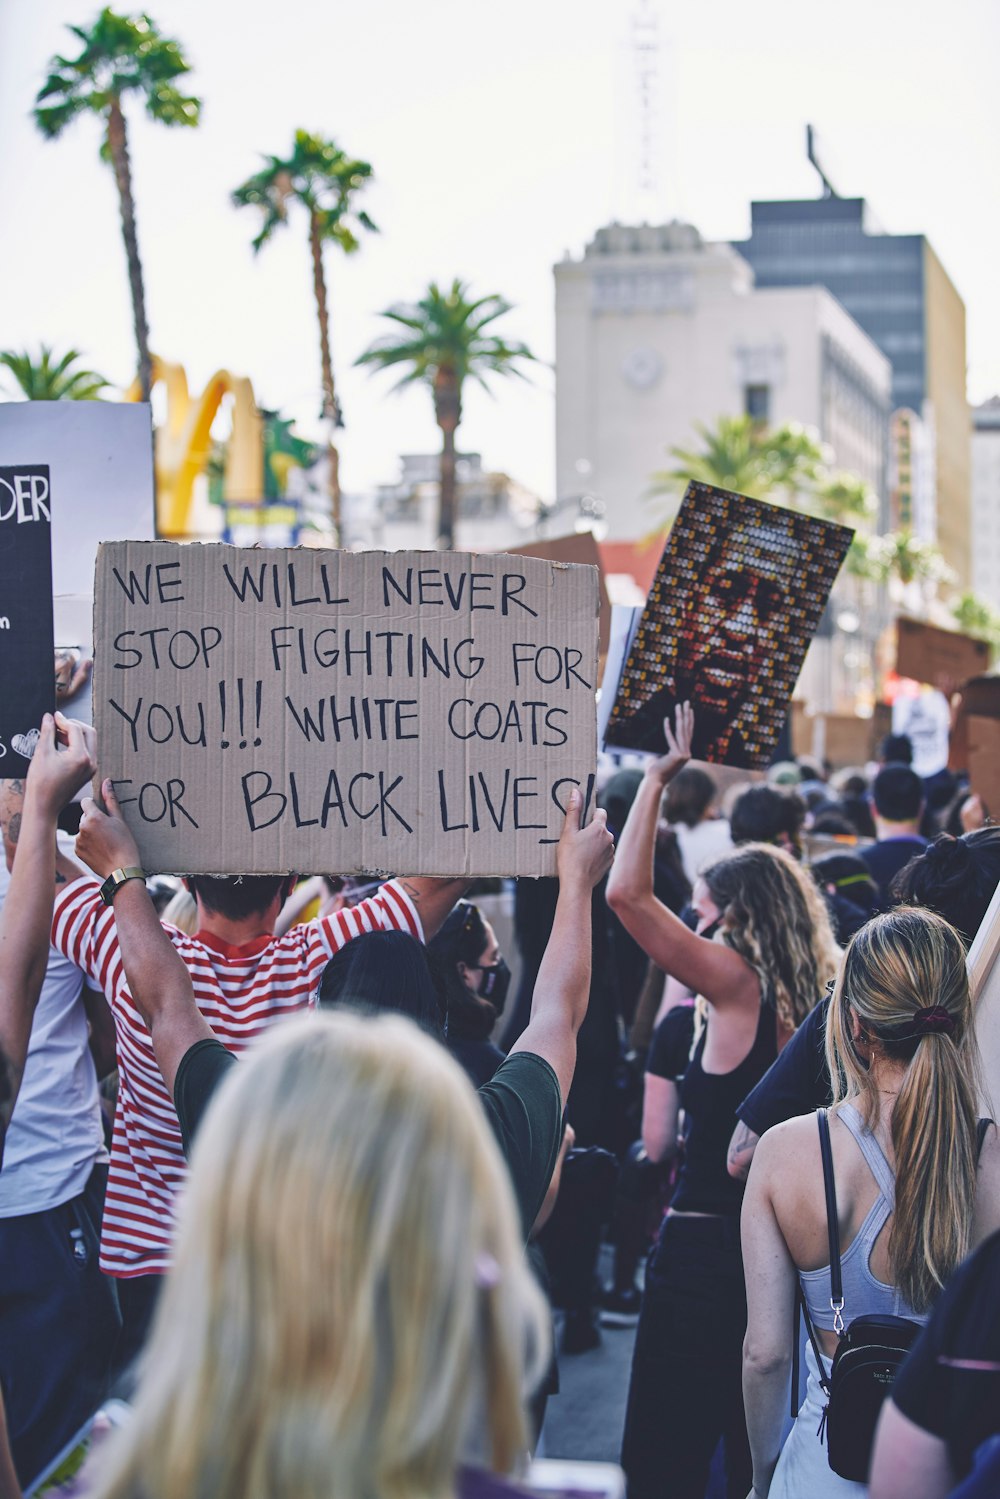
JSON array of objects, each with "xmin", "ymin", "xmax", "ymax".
[
  {"xmin": 508, "ymin": 787, "xmax": 615, "ymax": 1105},
  {"xmin": 76, "ymin": 779, "xmax": 213, "ymax": 1093},
  {"xmin": 0, "ymin": 714, "xmax": 96, "ymax": 1144},
  {"xmin": 606, "ymin": 705, "xmax": 753, "ymax": 1006}
]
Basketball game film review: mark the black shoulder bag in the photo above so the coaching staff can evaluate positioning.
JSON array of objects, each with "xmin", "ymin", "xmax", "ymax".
[{"xmin": 792, "ymin": 1108, "xmax": 920, "ymax": 1483}]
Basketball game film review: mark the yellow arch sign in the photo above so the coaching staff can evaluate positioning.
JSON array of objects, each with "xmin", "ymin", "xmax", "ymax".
[{"xmin": 126, "ymin": 356, "xmax": 263, "ymax": 537}]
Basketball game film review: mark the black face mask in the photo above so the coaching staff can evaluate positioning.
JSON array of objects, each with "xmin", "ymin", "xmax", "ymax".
[{"xmin": 476, "ymin": 957, "xmax": 512, "ymax": 1017}]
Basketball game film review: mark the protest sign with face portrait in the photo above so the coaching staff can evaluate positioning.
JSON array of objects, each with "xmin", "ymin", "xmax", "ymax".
[{"xmin": 604, "ymin": 483, "xmax": 853, "ymax": 768}]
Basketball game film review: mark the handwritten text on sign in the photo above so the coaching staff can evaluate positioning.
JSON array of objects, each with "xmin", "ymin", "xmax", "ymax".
[{"xmin": 94, "ymin": 543, "xmax": 599, "ymax": 876}]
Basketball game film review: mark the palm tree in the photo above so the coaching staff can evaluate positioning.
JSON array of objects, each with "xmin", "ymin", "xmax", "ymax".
[
  {"xmin": 651, "ymin": 414, "xmax": 825, "ymax": 506},
  {"xmin": 233, "ymin": 131, "xmax": 376, "ymax": 545},
  {"xmin": 356, "ymin": 280, "xmax": 535, "ymax": 549},
  {"xmin": 34, "ymin": 8, "xmax": 200, "ymax": 402},
  {"xmin": 870, "ymin": 530, "xmax": 952, "ymax": 592},
  {"xmin": 0, "ymin": 346, "xmax": 109, "ymax": 400}
]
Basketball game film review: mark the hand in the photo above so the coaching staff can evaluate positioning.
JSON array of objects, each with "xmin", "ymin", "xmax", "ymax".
[
  {"xmin": 77, "ymin": 778, "xmax": 142, "ymax": 879},
  {"xmin": 54, "ymin": 650, "xmax": 92, "ymax": 704},
  {"xmin": 24, "ymin": 713, "xmax": 97, "ymax": 818},
  {"xmin": 960, "ymin": 792, "xmax": 987, "ymax": 833},
  {"xmin": 646, "ymin": 702, "xmax": 694, "ymax": 786},
  {"xmin": 556, "ymin": 786, "xmax": 615, "ymax": 894}
]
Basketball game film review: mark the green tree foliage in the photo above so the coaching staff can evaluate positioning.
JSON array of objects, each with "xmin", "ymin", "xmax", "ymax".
[
  {"xmin": 952, "ymin": 592, "xmax": 1000, "ymax": 659},
  {"xmin": 233, "ymin": 130, "xmax": 375, "ymax": 545},
  {"xmin": 0, "ymin": 347, "xmax": 109, "ymax": 401},
  {"xmin": 655, "ymin": 412, "xmax": 950, "ymax": 590},
  {"xmin": 34, "ymin": 8, "xmax": 200, "ymax": 401},
  {"xmin": 356, "ymin": 279, "xmax": 535, "ymax": 549},
  {"xmin": 651, "ymin": 415, "xmax": 825, "ymax": 503}
]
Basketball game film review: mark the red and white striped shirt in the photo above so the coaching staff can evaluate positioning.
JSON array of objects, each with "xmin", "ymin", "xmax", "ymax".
[{"xmin": 51, "ymin": 877, "xmax": 421, "ymax": 1277}]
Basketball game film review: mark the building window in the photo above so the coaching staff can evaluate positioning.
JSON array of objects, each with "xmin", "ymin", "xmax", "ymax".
[{"xmin": 745, "ymin": 384, "xmax": 770, "ymax": 424}]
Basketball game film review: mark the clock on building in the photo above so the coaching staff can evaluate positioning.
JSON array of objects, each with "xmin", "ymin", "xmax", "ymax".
[{"xmin": 621, "ymin": 347, "xmax": 663, "ymax": 390}]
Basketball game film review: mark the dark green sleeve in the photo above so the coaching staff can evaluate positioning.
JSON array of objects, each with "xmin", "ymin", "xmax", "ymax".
[
  {"xmin": 477, "ymin": 1051, "xmax": 563, "ymax": 1239},
  {"xmin": 173, "ymin": 1039, "xmax": 239, "ymax": 1156}
]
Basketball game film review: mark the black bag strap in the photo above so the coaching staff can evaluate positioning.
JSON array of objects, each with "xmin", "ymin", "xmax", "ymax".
[
  {"xmin": 817, "ymin": 1108, "xmax": 845, "ymax": 1328},
  {"xmin": 796, "ymin": 1285, "xmax": 832, "ymax": 1401},
  {"xmin": 790, "ymin": 1109, "xmax": 842, "ymax": 1413}
]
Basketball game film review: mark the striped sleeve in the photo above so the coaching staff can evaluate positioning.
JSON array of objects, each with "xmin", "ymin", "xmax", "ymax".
[
  {"xmin": 51, "ymin": 877, "xmax": 108, "ymax": 987},
  {"xmin": 315, "ymin": 878, "xmax": 423, "ymax": 957}
]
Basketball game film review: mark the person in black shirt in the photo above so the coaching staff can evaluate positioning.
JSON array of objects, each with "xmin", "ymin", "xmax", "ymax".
[
  {"xmin": 860, "ymin": 762, "xmax": 927, "ymax": 909},
  {"xmin": 607, "ymin": 705, "xmax": 839, "ymax": 1499},
  {"xmin": 428, "ymin": 901, "xmax": 510, "ymax": 1088},
  {"xmin": 870, "ymin": 1230, "xmax": 1000, "ymax": 1498}
]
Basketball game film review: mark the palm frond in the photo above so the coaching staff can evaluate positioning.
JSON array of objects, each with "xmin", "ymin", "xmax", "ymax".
[
  {"xmin": 232, "ymin": 130, "xmax": 376, "ymax": 254},
  {"xmin": 34, "ymin": 7, "xmax": 201, "ymax": 141},
  {"xmin": 0, "ymin": 345, "xmax": 109, "ymax": 400}
]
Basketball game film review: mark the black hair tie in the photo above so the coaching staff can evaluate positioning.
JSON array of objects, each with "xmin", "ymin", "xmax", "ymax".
[{"xmin": 874, "ymin": 1005, "xmax": 956, "ymax": 1043}]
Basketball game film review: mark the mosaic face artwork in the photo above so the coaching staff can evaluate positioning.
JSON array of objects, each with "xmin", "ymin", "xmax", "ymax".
[{"xmin": 605, "ymin": 483, "xmax": 854, "ymax": 768}]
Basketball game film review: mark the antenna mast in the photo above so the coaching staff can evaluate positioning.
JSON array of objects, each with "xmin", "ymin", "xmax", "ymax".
[{"xmin": 630, "ymin": 0, "xmax": 663, "ymax": 212}]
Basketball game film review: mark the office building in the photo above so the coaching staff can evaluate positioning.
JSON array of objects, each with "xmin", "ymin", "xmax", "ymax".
[
  {"xmin": 554, "ymin": 220, "xmax": 891, "ymax": 541},
  {"xmin": 736, "ymin": 196, "xmax": 970, "ymax": 585},
  {"xmin": 972, "ymin": 397, "xmax": 1000, "ymax": 611}
]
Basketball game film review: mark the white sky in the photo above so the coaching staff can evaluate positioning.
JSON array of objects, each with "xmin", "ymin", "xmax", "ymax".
[{"xmin": 1, "ymin": 0, "xmax": 998, "ymax": 503}]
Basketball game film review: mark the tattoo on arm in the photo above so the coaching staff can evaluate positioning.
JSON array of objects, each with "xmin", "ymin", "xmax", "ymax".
[
  {"xmin": 727, "ymin": 1120, "xmax": 760, "ymax": 1180},
  {"xmin": 7, "ymin": 813, "xmax": 21, "ymax": 847}
]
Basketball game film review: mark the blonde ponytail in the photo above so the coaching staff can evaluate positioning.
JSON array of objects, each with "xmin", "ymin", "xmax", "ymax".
[
  {"xmin": 825, "ymin": 908, "xmax": 980, "ymax": 1313},
  {"xmin": 891, "ymin": 1027, "xmax": 977, "ymax": 1310}
]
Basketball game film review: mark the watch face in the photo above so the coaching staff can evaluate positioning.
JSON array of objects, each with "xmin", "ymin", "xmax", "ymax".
[{"xmin": 621, "ymin": 347, "xmax": 663, "ymax": 391}]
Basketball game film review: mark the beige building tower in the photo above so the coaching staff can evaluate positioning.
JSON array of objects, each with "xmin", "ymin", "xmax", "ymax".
[{"xmin": 554, "ymin": 222, "xmax": 892, "ymax": 541}]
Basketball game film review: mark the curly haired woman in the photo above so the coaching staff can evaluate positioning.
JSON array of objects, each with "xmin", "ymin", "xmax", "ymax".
[{"xmin": 608, "ymin": 704, "xmax": 839, "ymax": 1499}]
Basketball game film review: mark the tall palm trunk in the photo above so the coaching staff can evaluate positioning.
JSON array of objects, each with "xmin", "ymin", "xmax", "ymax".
[
  {"xmin": 106, "ymin": 97, "xmax": 152, "ymax": 403},
  {"xmin": 308, "ymin": 210, "xmax": 341, "ymax": 547},
  {"xmin": 434, "ymin": 368, "xmax": 461, "ymax": 551}
]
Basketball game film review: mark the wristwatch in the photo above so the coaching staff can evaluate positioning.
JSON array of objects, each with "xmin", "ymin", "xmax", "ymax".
[{"xmin": 99, "ymin": 867, "xmax": 146, "ymax": 907}]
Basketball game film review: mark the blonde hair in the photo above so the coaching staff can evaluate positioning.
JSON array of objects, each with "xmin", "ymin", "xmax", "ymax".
[
  {"xmin": 93, "ymin": 1011, "xmax": 549, "ymax": 1499},
  {"xmin": 825, "ymin": 908, "xmax": 980, "ymax": 1313},
  {"xmin": 161, "ymin": 888, "xmax": 198, "ymax": 935},
  {"xmin": 701, "ymin": 842, "xmax": 840, "ymax": 1031}
]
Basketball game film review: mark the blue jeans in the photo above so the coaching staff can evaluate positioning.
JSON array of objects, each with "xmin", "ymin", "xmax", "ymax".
[{"xmin": 621, "ymin": 1214, "xmax": 751, "ymax": 1499}]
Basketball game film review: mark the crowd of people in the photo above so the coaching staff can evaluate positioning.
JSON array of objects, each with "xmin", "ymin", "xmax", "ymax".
[{"xmin": 1, "ymin": 672, "xmax": 999, "ymax": 1499}]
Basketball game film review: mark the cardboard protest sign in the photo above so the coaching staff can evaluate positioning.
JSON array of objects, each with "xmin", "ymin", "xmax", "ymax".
[
  {"xmin": 968, "ymin": 878, "xmax": 1000, "ymax": 1115},
  {"xmin": 896, "ymin": 617, "xmax": 990, "ymax": 692},
  {"xmin": 604, "ymin": 483, "xmax": 853, "ymax": 768},
  {"xmin": 948, "ymin": 677, "xmax": 1000, "ymax": 816},
  {"xmin": 0, "ymin": 466, "xmax": 55, "ymax": 777},
  {"xmin": 94, "ymin": 543, "xmax": 599, "ymax": 877},
  {"xmin": 507, "ymin": 533, "xmax": 612, "ymax": 666}
]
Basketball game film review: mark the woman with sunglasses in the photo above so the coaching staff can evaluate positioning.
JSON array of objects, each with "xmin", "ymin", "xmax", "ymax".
[{"xmin": 429, "ymin": 900, "xmax": 513, "ymax": 1086}]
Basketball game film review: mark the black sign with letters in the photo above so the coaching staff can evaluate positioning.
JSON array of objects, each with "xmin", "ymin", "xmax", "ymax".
[{"xmin": 0, "ymin": 465, "xmax": 55, "ymax": 778}]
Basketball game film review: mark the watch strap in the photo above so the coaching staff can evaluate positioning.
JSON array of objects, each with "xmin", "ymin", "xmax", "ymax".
[{"xmin": 99, "ymin": 867, "xmax": 146, "ymax": 907}]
